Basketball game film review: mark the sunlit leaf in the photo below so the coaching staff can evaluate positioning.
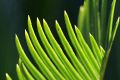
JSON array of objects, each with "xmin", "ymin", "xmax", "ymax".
[{"xmin": 6, "ymin": 0, "xmax": 120, "ymax": 79}]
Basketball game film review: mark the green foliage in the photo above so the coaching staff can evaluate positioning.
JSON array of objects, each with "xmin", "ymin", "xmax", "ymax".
[
  {"xmin": 78, "ymin": 0, "xmax": 119, "ymax": 79},
  {"xmin": 6, "ymin": 73, "xmax": 12, "ymax": 80},
  {"xmin": 6, "ymin": 0, "xmax": 119, "ymax": 80}
]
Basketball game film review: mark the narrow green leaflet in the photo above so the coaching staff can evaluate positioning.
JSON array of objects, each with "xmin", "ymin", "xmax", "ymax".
[
  {"xmin": 111, "ymin": 17, "xmax": 120, "ymax": 46},
  {"xmin": 78, "ymin": 1, "xmax": 90, "ymax": 44},
  {"xmin": 43, "ymin": 19, "xmax": 81, "ymax": 80},
  {"xmin": 75, "ymin": 26, "xmax": 100, "ymax": 72},
  {"xmin": 6, "ymin": 73, "xmax": 12, "ymax": 80},
  {"xmin": 37, "ymin": 18, "xmax": 72, "ymax": 80},
  {"xmin": 78, "ymin": 5, "xmax": 86, "ymax": 32},
  {"xmin": 21, "ymin": 63, "xmax": 34, "ymax": 80},
  {"xmin": 100, "ymin": 46, "xmax": 105, "ymax": 59},
  {"xmin": 89, "ymin": 33, "xmax": 103, "ymax": 66},
  {"xmin": 64, "ymin": 11, "xmax": 99, "ymax": 79},
  {"xmin": 18, "ymin": 58, "xmax": 28, "ymax": 79},
  {"xmin": 55, "ymin": 20, "xmax": 91, "ymax": 80},
  {"xmin": 18, "ymin": 58, "xmax": 34, "ymax": 80},
  {"xmin": 100, "ymin": 0, "xmax": 107, "ymax": 46},
  {"xmin": 106, "ymin": 0, "xmax": 117, "ymax": 48},
  {"xmin": 27, "ymin": 16, "xmax": 64, "ymax": 80},
  {"xmin": 16, "ymin": 64, "xmax": 26, "ymax": 80},
  {"xmin": 15, "ymin": 35, "xmax": 46, "ymax": 80},
  {"xmin": 25, "ymin": 30, "xmax": 56, "ymax": 80},
  {"xmin": 86, "ymin": 0, "xmax": 100, "ymax": 44}
]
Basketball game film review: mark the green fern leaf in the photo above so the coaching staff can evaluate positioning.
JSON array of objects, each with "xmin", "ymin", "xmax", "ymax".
[{"xmin": 6, "ymin": 0, "xmax": 120, "ymax": 79}]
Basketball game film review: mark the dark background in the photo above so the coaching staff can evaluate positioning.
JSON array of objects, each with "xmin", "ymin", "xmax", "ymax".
[{"xmin": 0, "ymin": 0, "xmax": 120, "ymax": 79}]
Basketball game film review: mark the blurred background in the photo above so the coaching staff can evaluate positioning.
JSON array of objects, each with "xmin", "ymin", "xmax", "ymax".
[{"xmin": 0, "ymin": 0, "xmax": 120, "ymax": 79}]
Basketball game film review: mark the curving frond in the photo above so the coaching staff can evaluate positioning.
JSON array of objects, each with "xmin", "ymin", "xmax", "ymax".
[
  {"xmin": 6, "ymin": 0, "xmax": 120, "ymax": 79},
  {"xmin": 13, "ymin": 12, "xmax": 104, "ymax": 80}
]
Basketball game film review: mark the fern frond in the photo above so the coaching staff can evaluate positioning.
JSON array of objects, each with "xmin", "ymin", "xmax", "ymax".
[
  {"xmin": 6, "ymin": 0, "xmax": 120, "ymax": 79},
  {"xmin": 78, "ymin": 0, "xmax": 119, "ymax": 79},
  {"xmin": 13, "ymin": 12, "xmax": 104, "ymax": 80}
]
